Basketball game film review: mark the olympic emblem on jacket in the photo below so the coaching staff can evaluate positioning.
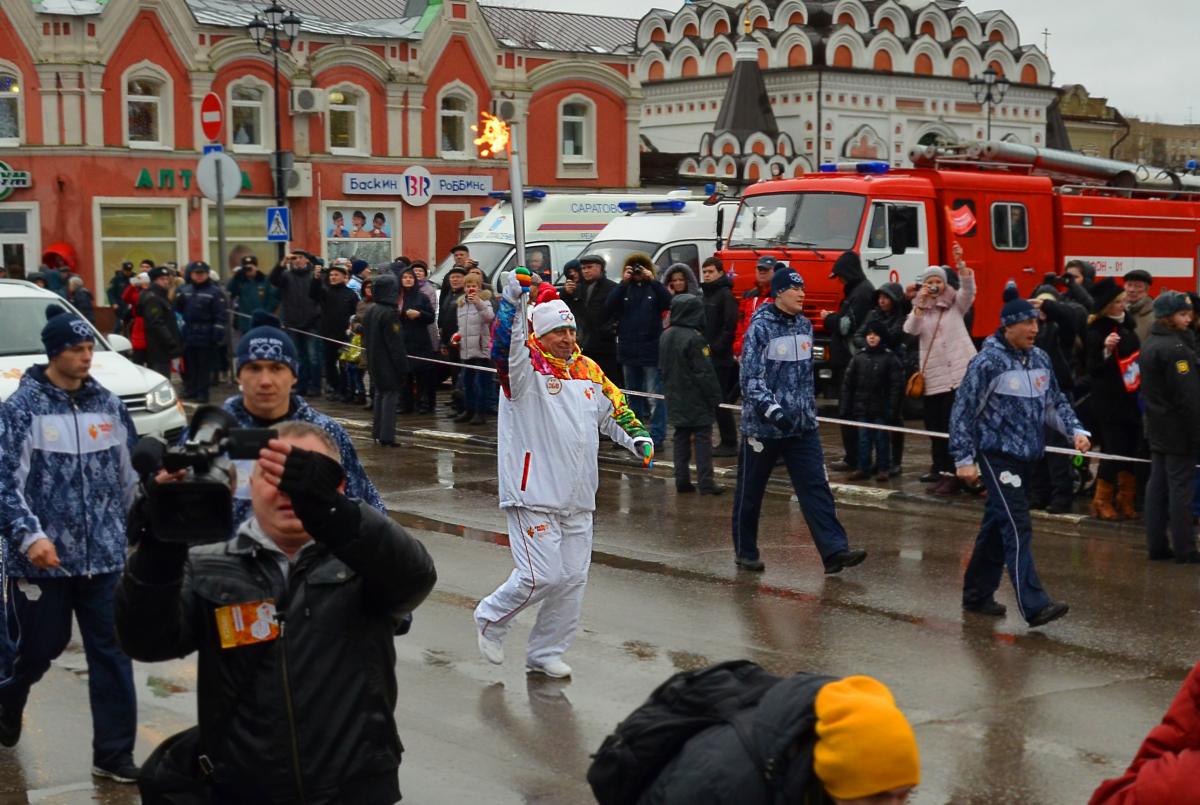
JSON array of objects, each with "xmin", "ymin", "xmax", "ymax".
[
  {"xmin": 546, "ymin": 377, "xmax": 562, "ymax": 395},
  {"xmin": 247, "ymin": 336, "xmax": 285, "ymax": 363}
]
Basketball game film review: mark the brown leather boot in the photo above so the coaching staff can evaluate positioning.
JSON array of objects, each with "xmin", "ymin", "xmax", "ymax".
[
  {"xmin": 1115, "ymin": 471, "xmax": 1138, "ymax": 520},
  {"xmin": 1090, "ymin": 479, "xmax": 1119, "ymax": 521}
]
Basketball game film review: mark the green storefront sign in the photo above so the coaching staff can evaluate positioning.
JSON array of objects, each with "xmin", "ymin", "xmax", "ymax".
[
  {"xmin": 135, "ymin": 168, "xmax": 252, "ymax": 192},
  {"xmin": 0, "ymin": 161, "xmax": 32, "ymax": 202}
]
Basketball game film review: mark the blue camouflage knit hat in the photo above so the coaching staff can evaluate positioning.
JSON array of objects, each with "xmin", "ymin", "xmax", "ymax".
[
  {"xmin": 41, "ymin": 305, "xmax": 95, "ymax": 357},
  {"xmin": 235, "ymin": 311, "xmax": 300, "ymax": 376},
  {"xmin": 1000, "ymin": 281, "xmax": 1037, "ymax": 327}
]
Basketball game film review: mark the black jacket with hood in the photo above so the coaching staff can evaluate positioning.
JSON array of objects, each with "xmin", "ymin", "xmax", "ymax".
[
  {"xmin": 270, "ymin": 262, "xmax": 321, "ymax": 331},
  {"xmin": 823, "ymin": 251, "xmax": 875, "ymax": 370},
  {"xmin": 310, "ymin": 275, "xmax": 360, "ymax": 341},
  {"xmin": 701, "ymin": 273, "xmax": 739, "ymax": 367},
  {"xmin": 562, "ymin": 272, "xmax": 619, "ymax": 358},
  {"xmin": 659, "ymin": 294, "xmax": 722, "ymax": 427},
  {"xmin": 840, "ymin": 341, "xmax": 905, "ymax": 421},
  {"xmin": 139, "ymin": 283, "xmax": 183, "ymax": 363},
  {"xmin": 852, "ymin": 283, "xmax": 911, "ymax": 359},
  {"xmin": 361, "ymin": 274, "xmax": 410, "ymax": 392},
  {"xmin": 638, "ymin": 672, "xmax": 837, "ymax": 805},
  {"xmin": 117, "ymin": 503, "xmax": 437, "ymax": 805}
]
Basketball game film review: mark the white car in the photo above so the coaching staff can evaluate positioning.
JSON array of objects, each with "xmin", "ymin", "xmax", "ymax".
[{"xmin": 0, "ymin": 279, "xmax": 187, "ymax": 440}]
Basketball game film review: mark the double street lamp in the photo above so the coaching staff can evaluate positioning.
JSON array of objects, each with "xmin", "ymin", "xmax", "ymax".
[
  {"xmin": 248, "ymin": 4, "xmax": 301, "ymax": 261},
  {"xmin": 969, "ymin": 66, "xmax": 1010, "ymax": 142}
]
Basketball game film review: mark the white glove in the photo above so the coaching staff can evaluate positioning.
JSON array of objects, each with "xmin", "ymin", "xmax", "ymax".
[{"xmin": 502, "ymin": 272, "xmax": 524, "ymax": 304}]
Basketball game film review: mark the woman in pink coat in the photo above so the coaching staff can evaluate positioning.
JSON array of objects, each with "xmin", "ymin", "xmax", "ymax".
[{"xmin": 903, "ymin": 248, "xmax": 977, "ymax": 495}]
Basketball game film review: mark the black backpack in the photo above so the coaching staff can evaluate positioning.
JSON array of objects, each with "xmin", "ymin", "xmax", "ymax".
[{"xmin": 587, "ymin": 660, "xmax": 783, "ymax": 805}]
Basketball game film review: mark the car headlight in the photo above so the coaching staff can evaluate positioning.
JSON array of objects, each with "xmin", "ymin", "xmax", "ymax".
[{"xmin": 145, "ymin": 381, "xmax": 177, "ymax": 413}]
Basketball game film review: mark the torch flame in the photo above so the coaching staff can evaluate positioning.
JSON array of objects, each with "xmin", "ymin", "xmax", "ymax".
[{"xmin": 472, "ymin": 112, "xmax": 510, "ymax": 158}]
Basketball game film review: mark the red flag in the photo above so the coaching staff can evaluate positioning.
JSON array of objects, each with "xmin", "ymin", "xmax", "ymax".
[{"xmin": 947, "ymin": 205, "xmax": 977, "ymax": 236}]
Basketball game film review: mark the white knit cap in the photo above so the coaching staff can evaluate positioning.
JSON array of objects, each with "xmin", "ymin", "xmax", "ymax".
[{"xmin": 531, "ymin": 300, "xmax": 576, "ymax": 337}]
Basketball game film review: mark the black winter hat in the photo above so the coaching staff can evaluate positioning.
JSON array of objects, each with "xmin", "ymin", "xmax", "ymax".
[
  {"xmin": 864, "ymin": 319, "xmax": 889, "ymax": 338},
  {"xmin": 148, "ymin": 266, "xmax": 170, "ymax": 281},
  {"xmin": 1124, "ymin": 269, "xmax": 1153, "ymax": 286},
  {"xmin": 41, "ymin": 305, "xmax": 95, "ymax": 357},
  {"xmin": 999, "ymin": 281, "xmax": 1037, "ymax": 327},
  {"xmin": 1090, "ymin": 278, "xmax": 1123, "ymax": 313},
  {"xmin": 1153, "ymin": 291, "xmax": 1192, "ymax": 318}
]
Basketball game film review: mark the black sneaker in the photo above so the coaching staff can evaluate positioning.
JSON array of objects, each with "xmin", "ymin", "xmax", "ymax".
[
  {"xmin": 735, "ymin": 556, "xmax": 765, "ymax": 572},
  {"xmin": 0, "ymin": 704, "xmax": 21, "ymax": 747},
  {"xmin": 676, "ymin": 484, "xmax": 696, "ymax": 494},
  {"xmin": 824, "ymin": 549, "xmax": 867, "ymax": 575},
  {"xmin": 699, "ymin": 486, "xmax": 725, "ymax": 496},
  {"xmin": 92, "ymin": 760, "xmax": 140, "ymax": 784},
  {"xmin": 963, "ymin": 598, "xmax": 1007, "ymax": 617},
  {"xmin": 1027, "ymin": 601, "xmax": 1070, "ymax": 628},
  {"xmin": 712, "ymin": 444, "xmax": 738, "ymax": 458}
]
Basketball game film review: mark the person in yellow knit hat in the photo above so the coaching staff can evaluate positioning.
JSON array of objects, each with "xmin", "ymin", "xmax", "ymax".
[{"xmin": 635, "ymin": 671, "xmax": 919, "ymax": 804}]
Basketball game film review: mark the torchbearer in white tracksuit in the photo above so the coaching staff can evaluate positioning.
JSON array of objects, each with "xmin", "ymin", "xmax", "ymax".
[{"xmin": 474, "ymin": 268, "xmax": 654, "ymax": 679}]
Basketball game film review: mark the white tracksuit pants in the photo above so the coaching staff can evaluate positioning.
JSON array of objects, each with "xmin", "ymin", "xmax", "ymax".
[{"xmin": 474, "ymin": 507, "xmax": 594, "ymax": 666}]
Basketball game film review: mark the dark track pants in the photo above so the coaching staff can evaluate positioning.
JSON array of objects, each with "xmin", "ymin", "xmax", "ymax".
[
  {"xmin": 962, "ymin": 453, "xmax": 1053, "ymax": 623},
  {"xmin": 0, "ymin": 573, "xmax": 136, "ymax": 768},
  {"xmin": 731, "ymin": 429, "xmax": 849, "ymax": 566},
  {"xmin": 1145, "ymin": 451, "xmax": 1197, "ymax": 558}
]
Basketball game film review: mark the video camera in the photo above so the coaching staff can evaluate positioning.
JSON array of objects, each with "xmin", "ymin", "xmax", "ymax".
[{"xmin": 132, "ymin": 406, "xmax": 275, "ymax": 545}]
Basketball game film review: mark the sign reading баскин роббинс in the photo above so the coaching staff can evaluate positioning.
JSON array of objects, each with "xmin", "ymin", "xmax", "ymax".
[{"xmin": 342, "ymin": 169, "xmax": 493, "ymax": 206}]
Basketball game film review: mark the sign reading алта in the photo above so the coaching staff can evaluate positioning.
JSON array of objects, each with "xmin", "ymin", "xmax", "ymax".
[{"xmin": 342, "ymin": 172, "xmax": 493, "ymax": 197}]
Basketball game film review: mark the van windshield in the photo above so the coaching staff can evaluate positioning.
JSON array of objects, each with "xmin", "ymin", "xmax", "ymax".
[
  {"xmin": 583, "ymin": 240, "xmax": 659, "ymax": 281},
  {"xmin": 728, "ymin": 193, "xmax": 866, "ymax": 251},
  {"xmin": 0, "ymin": 297, "xmax": 109, "ymax": 357},
  {"xmin": 429, "ymin": 241, "xmax": 514, "ymax": 288}
]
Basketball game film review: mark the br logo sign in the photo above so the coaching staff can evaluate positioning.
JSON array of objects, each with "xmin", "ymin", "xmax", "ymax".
[{"xmin": 401, "ymin": 166, "xmax": 433, "ymax": 207}]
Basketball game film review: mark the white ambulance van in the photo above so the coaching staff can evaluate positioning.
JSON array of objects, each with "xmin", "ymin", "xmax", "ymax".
[
  {"xmin": 429, "ymin": 190, "xmax": 677, "ymax": 289},
  {"xmin": 583, "ymin": 196, "xmax": 740, "ymax": 281}
]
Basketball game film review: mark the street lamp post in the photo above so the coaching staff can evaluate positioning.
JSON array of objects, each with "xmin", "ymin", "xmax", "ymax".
[
  {"xmin": 969, "ymin": 66, "xmax": 1010, "ymax": 141},
  {"xmin": 248, "ymin": 4, "xmax": 301, "ymax": 262}
]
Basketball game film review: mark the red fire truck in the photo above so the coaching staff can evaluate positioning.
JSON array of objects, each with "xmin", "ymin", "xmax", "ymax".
[{"xmin": 718, "ymin": 143, "xmax": 1200, "ymax": 386}]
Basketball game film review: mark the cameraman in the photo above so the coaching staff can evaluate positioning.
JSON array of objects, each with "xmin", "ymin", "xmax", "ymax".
[{"xmin": 117, "ymin": 422, "xmax": 437, "ymax": 803}]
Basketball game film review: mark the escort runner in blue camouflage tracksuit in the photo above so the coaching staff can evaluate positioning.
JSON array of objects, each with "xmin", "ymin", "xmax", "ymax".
[
  {"xmin": 0, "ymin": 344, "xmax": 140, "ymax": 776},
  {"xmin": 950, "ymin": 306, "xmax": 1089, "ymax": 626},
  {"xmin": 731, "ymin": 268, "xmax": 866, "ymax": 574}
]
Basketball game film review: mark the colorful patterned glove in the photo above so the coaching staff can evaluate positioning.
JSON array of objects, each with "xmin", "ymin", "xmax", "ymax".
[
  {"xmin": 633, "ymin": 436, "xmax": 654, "ymax": 468},
  {"xmin": 514, "ymin": 266, "xmax": 533, "ymax": 294}
]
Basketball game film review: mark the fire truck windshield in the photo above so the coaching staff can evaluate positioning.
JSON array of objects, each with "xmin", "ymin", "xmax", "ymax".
[{"xmin": 728, "ymin": 193, "xmax": 865, "ymax": 252}]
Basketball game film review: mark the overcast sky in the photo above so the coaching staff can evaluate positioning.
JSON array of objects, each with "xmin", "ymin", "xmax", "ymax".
[{"xmin": 499, "ymin": 0, "xmax": 1195, "ymax": 124}]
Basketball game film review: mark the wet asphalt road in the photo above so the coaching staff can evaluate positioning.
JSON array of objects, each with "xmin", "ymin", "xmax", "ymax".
[{"xmin": 4, "ymin": 401, "xmax": 1199, "ymax": 804}]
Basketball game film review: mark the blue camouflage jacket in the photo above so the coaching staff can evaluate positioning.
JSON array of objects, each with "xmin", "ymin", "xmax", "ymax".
[
  {"xmin": 739, "ymin": 302, "xmax": 818, "ymax": 438},
  {"xmin": 192, "ymin": 394, "xmax": 386, "ymax": 528},
  {"xmin": 0, "ymin": 366, "xmax": 138, "ymax": 578},
  {"xmin": 949, "ymin": 332, "xmax": 1086, "ymax": 466}
]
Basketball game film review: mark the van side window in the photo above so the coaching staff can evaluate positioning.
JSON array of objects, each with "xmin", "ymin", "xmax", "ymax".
[
  {"xmin": 991, "ymin": 202, "xmax": 1028, "ymax": 251},
  {"xmin": 866, "ymin": 203, "xmax": 920, "ymax": 251},
  {"xmin": 655, "ymin": 244, "xmax": 700, "ymax": 274}
]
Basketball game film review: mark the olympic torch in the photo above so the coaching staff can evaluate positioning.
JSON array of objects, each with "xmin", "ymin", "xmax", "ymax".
[{"xmin": 472, "ymin": 113, "xmax": 532, "ymax": 302}]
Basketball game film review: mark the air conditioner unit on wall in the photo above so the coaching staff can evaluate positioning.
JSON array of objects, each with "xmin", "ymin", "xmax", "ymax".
[
  {"xmin": 490, "ymin": 99, "xmax": 516, "ymax": 122},
  {"xmin": 287, "ymin": 163, "xmax": 313, "ymax": 197},
  {"xmin": 290, "ymin": 87, "xmax": 328, "ymax": 115}
]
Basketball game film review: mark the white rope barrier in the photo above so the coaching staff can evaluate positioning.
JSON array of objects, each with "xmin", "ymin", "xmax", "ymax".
[{"xmin": 229, "ymin": 310, "xmax": 1147, "ymax": 465}]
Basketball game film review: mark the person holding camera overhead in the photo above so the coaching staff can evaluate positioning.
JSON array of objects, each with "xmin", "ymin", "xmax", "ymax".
[
  {"xmin": 117, "ymin": 421, "xmax": 437, "ymax": 803},
  {"xmin": 0, "ymin": 307, "xmax": 141, "ymax": 783}
]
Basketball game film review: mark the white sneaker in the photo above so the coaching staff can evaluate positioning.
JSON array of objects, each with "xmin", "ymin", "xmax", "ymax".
[
  {"xmin": 526, "ymin": 658, "xmax": 572, "ymax": 679},
  {"xmin": 477, "ymin": 629, "xmax": 505, "ymax": 665}
]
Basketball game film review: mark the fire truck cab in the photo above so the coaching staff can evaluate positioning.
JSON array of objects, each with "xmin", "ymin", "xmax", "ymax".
[{"xmin": 720, "ymin": 157, "xmax": 1200, "ymax": 388}]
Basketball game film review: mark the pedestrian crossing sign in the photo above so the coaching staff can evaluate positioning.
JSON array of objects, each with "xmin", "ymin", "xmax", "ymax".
[{"xmin": 266, "ymin": 206, "xmax": 291, "ymax": 242}]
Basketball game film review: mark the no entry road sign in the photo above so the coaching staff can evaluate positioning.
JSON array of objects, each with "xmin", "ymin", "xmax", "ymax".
[{"xmin": 201, "ymin": 92, "xmax": 223, "ymax": 142}]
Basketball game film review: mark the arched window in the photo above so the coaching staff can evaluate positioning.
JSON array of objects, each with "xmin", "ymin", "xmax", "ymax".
[
  {"xmin": 648, "ymin": 61, "xmax": 665, "ymax": 81},
  {"xmin": 681, "ymin": 56, "xmax": 699, "ymax": 77},
  {"xmin": 752, "ymin": 16, "xmax": 768, "ymax": 29},
  {"xmin": 952, "ymin": 26, "xmax": 969, "ymax": 39},
  {"xmin": 787, "ymin": 45, "xmax": 806, "ymax": 67},
  {"xmin": 716, "ymin": 53, "xmax": 733, "ymax": 74},
  {"xmin": 988, "ymin": 29, "xmax": 1004, "ymax": 42},
  {"xmin": 789, "ymin": 12, "xmax": 805, "ymax": 26},
  {"xmin": 757, "ymin": 49, "xmax": 769, "ymax": 69},
  {"xmin": 127, "ymin": 77, "xmax": 163, "ymax": 145},
  {"xmin": 439, "ymin": 90, "xmax": 472, "ymax": 157},
  {"xmin": 919, "ymin": 21, "xmax": 935, "ymax": 37},
  {"xmin": 914, "ymin": 53, "xmax": 934, "ymax": 75},
  {"xmin": 1020, "ymin": 64, "xmax": 1039, "ymax": 84},
  {"xmin": 650, "ymin": 27, "xmax": 666, "ymax": 43},
  {"xmin": 952, "ymin": 57, "xmax": 971, "ymax": 79},
  {"xmin": 832, "ymin": 45, "xmax": 853, "ymax": 68},
  {"xmin": 873, "ymin": 51, "xmax": 893, "ymax": 72},
  {"xmin": 230, "ymin": 83, "xmax": 266, "ymax": 150},
  {"xmin": 0, "ymin": 71, "xmax": 20, "ymax": 144},
  {"xmin": 837, "ymin": 12, "xmax": 855, "ymax": 28},
  {"xmin": 988, "ymin": 60, "xmax": 1005, "ymax": 78},
  {"xmin": 714, "ymin": 19, "xmax": 730, "ymax": 35},
  {"xmin": 879, "ymin": 17, "xmax": 895, "ymax": 33},
  {"xmin": 328, "ymin": 86, "xmax": 368, "ymax": 154},
  {"xmin": 683, "ymin": 22, "xmax": 698, "ymax": 37}
]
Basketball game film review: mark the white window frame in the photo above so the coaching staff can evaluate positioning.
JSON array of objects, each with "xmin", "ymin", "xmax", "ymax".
[
  {"xmin": 991, "ymin": 201, "xmax": 1030, "ymax": 251},
  {"xmin": 325, "ymin": 83, "xmax": 369, "ymax": 156},
  {"xmin": 436, "ymin": 82, "xmax": 476, "ymax": 160},
  {"xmin": 0, "ymin": 202, "xmax": 42, "ymax": 281},
  {"xmin": 0, "ymin": 62, "xmax": 24, "ymax": 147},
  {"xmin": 228, "ymin": 76, "xmax": 272, "ymax": 154},
  {"xmin": 320, "ymin": 200, "xmax": 403, "ymax": 264},
  {"xmin": 556, "ymin": 94, "xmax": 597, "ymax": 179},
  {"xmin": 91, "ymin": 197, "xmax": 186, "ymax": 291},
  {"xmin": 200, "ymin": 198, "xmax": 274, "ymax": 276},
  {"xmin": 122, "ymin": 61, "xmax": 173, "ymax": 150}
]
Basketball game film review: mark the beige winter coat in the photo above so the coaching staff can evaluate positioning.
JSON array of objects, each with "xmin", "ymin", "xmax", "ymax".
[{"xmin": 902, "ymin": 271, "xmax": 977, "ymax": 396}]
